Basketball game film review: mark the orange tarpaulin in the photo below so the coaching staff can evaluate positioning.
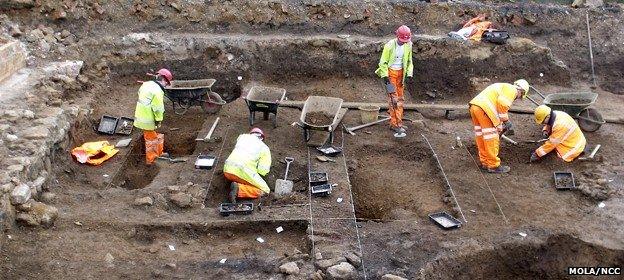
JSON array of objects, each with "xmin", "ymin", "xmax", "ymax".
[{"xmin": 71, "ymin": 141, "xmax": 119, "ymax": 165}]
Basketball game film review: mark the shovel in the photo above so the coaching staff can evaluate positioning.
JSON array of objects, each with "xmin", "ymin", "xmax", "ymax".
[{"xmin": 275, "ymin": 157, "xmax": 294, "ymax": 196}]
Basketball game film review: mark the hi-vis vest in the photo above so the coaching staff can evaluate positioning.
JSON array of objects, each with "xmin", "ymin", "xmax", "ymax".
[
  {"xmin": 469, "ymin": 83, "xmax": 517, "ymax": 127},
  {"xmin": 223, "ymin": 134, "xmax": 272, "ymax": 193},
  {"xmin": 134, "ymin": 81, "xmax": 165, "ymax": 131},
  {"xmin": 536, "ymin": 111, "xmax": 586, "ymax": 162},
  {"xmin": 375, "ymin": 38, "xmax": 414, "ymax": 83}
]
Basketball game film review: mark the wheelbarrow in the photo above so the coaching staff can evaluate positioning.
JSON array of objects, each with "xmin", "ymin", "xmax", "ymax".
[
  {"xmin": 298, "ymin": 96, "xmax": 344, "ymax": 143},
  {"xmin": 164, "ymin": 79, "xmax": 226, "ymax": 115},
  {"xmin": 527, "ymin": 87, "xmax": 605, "ymax": 132},
  {"xmin": 244, "ymin": 86, "xmax": 286, "ymax": 128}
]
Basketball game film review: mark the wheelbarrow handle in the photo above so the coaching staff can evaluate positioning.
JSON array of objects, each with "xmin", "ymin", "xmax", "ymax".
[
  {"xmin": 526, "ymin": 95, "xmax": 541, "ymax": 106},
  {"xmin": 529, "ymin": 86, "xmax": 546, "ymax": 99}
]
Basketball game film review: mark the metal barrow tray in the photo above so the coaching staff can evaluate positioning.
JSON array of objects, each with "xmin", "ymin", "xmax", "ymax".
[
  {"xmin": 165, "ymin": 79, "xmax": 225, "ymax": 115},
  {"xmin": 543, "ymin": 92, "xmax": 597, "ymax": 116},
  {"xmin": 299, "ymin": 96, "xmax": 344, "ymax": 142},
  {"xmin": 429, "ymin": 212, "xmax": 462, "ymax": 229},
  {"xmin": 244, "ymin": 85, "xmax": 286, "ymax": 128}
]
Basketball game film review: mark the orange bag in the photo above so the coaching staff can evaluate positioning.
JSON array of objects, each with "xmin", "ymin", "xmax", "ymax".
[{"xmin": 71, "ymin": 141, "xmax": 119, "ymax": 165}]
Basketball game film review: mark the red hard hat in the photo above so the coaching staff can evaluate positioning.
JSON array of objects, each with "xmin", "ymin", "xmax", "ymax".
[
  {"xmin": 395, "ymin": 25, "xmax": 411, "ymax": 43},
  {"xmin": 250, "ymin": 127, "xmax": 265, "ymax": 139},
  {"xmin": 156, "ymin": 68, "xmax": 173, "ymax": 85}
]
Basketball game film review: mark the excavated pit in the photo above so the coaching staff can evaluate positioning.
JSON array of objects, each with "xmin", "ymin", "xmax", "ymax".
[
  {"xmin": 349, "ymin": 139, "xmax": 451, "ymax": 220},
  {"xmin": 111, "ymin": 138, "xmax": 160, "ymax": 190},
  {"xmin": 420, "ymin": 234, "xmax": 624, "ymax": 280}
]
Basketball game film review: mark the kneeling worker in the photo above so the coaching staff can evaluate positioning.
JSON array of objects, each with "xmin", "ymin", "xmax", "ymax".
[
  {"xmin": 223, "ymin": 128, "xmax": 272, "ymax": 203},
  {"xmin": 530, "ymin": 105, "xmax": 586, "ymax": 163}
]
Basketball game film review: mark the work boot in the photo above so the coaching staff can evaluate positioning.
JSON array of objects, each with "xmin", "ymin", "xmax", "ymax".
[
  {"xmin": 229, "ymin": 182, "xmax": 239, "ymax": 203},
  {"xmin": 393, "ymin": 127, "xmax": 407, "ymax": 138},
  {"xmin": 487, "ymin": 165, "xmax": 510, "ymax": 174}
]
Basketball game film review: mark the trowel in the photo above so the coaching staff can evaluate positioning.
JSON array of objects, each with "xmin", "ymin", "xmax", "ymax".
[{"xmin": 275, "ymin": 157, "xmax": 294, "ymax": 196}]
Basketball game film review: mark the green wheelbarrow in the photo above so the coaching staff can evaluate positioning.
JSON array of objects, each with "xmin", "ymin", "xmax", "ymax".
[{"xmin": 527, "ymin": 88, "xmax": 605, "ymax": 132}]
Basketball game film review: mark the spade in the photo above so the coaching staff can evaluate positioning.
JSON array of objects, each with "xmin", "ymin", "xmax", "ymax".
[{"xmin": 275, "ymin": 157, "xmax": 294, "ymax": 196}]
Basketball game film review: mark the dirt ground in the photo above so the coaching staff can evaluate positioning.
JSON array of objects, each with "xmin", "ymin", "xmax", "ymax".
[
  {"xmin": 1, "ymin": 1, "xmax": 624, "ymax": 279},
  {"xmin": 2, "ymin": 75, "xmax": 622, "ymax": 279}
]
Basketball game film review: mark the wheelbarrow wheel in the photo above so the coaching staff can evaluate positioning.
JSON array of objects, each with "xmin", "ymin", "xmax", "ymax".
[
  {"xmin": 577, "ymin": 108, "xmax": 603, "ymax": 132},
  {"xmin": 201, "ymin": 92, "xmax": 225, "ymax": 114}
]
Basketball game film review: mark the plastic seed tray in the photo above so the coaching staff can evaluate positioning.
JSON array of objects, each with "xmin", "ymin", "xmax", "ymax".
[
  {"xmin": 554, "ymin": 171, "xmax": 575, "ymax": 190},
  {"xmin": 195, "ymin": 155, "xmax": 216, "ymax": 170},
  {"xmin": 429, "ymin": 212, "xmax": 462, "ymax": 229},
  {"xmin": 97, "ymin": 115, "xmax": 118, "ymax": 135},
  {"xmin": 219, "ymin": 203, "xmax": 254, "ymax": 216}
]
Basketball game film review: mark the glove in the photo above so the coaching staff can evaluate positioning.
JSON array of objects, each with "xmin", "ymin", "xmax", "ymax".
[
  {"xmin": 529, "ymin": 152, "xmax": 540, "ymax": 163},
  {"xmin": 503, "ymin": 121, "xmax": 513, "ymax": 131},
  {"xmin": 382, "ymin": 77, "xmax": 390, "ymax": 84},
  {"xmin": 496, "ymin": 124, "xmax": 504, "ymax": 133}
]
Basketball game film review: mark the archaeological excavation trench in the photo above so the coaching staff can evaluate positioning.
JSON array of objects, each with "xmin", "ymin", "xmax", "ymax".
[{"xmin": 2, "ymin": 1, "xmax": 624, "ymax": 279}]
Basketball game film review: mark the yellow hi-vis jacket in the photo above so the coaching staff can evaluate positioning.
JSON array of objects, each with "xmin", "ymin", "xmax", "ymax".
[
  {"xmin": 375, "ymin": 38, "xmax": 414, "ymax": 84},
  {"xmin": 223, "ymin": 134, "xmax": 272, "ymax": 194},
  {"xmin": 536, "ymin": 110, "xmax": 586, "ymax": 162},
  {"xmin": 133, "ymin": 81, "xmax": 165, "ymax": 131},
  {"xmin": 469, "ymin": 83, "xmax": 517, "ymax": 127}
]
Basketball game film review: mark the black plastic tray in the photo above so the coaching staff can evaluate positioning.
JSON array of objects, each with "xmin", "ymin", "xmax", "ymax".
[
  {"xmin": 429, "ymin": 212, "xmax": 462, "ymax": 229},
  {"xmin": 309, "ymin": 172, "xmax": 329, "ymax": 186},
  {"xmin": 115, "ymin": 116, "xmax": 134, "ymax": 135},
  {"xmin": 195, "ymin": 155, "xmax": 216, "ymax": 169},
  {"xmin": 317, "ymin": 146, "xmax": 343, "ymax": 157},
  {"xmin": 311, "ymin": 184, "xmax": 332, "ymax": 197},
  {"xmin": 554, "ymin": 171, "xmax": 575, "ymax": 190},
  {"xmin": 97, "ymin": 115, "xmax": 118, "ymax": 135},
  {"xmin": 219, "ymin": 203, "xmax": 253, "ymax": 216}
]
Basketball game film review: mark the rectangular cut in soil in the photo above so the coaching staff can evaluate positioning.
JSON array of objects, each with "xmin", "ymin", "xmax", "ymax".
[{"xmin": 305, "ymin": 112, "xmax": 333, "ymax": 126}]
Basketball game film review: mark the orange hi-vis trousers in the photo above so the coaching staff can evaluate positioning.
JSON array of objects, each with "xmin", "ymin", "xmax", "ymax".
[
  {"xmin": 224, "ymin": 172, "xmax": 264, "ymax": 199},
  {"xmin": 470, "ymin": 105, "xmax": 500, "ymax": 169},
  {"xmin": 144, "ymin": 130, "xmax": 164, "ymax": 165},
  {"xmin": 388, "ymin": 68, "xmax": 404, "ymax": 128}
]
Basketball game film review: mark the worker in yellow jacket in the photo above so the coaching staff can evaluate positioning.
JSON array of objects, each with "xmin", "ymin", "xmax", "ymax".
[
  {"xmin": 469, "ymin": 79, "xmax": 530, "ymax": 173},
  {"xmin": 530, "ymin": 105, "xmax": 586, "ymax": 162},
  {"xmin": 133, "ymin": 68, "xmax": 173, "ymax": 165},
  {"xmin": 375, "ymin": 25, "xmax": 414, "ymax": 138},
  {"xmin": 223, "ymin": 128, "xmax": 272, "ymax": 203}
]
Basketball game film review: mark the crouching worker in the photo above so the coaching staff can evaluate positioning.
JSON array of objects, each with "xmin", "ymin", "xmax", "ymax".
[
  {"xmin": 223, "ymin": 128, "xmax": 272, "ymax": 203},
  {"xmin": 530, "ymin": 105, "xmax": 586, "ymax": 163},
  {"xmin": 134, "ymin": 68, "xmax": 173, "ymax": 165}
]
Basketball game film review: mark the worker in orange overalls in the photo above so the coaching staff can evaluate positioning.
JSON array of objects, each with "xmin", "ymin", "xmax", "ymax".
[
  {"xmin": 530, "ymin": 105, "xmax": 586, "ymax": 163},
  {"xmin": 223, "ymin": 128, "xmax": 272, "ymax": 203},
  {"xmin": 133, "ymin": 68, "xmax": 173, "ymax": 165},
  {"xmin": 448, "ymin": 14, "xmax": 494, "ymax": 41},
  {"xmin": 375, "ymin": 25, "xmax": 414, "ymax": 138},
  {"xmin": 468, "ymin": 79, "xmax": 530, "ymax": 173}
]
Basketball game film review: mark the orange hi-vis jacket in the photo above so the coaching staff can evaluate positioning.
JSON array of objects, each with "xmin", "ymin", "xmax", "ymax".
[
  {"xmin": 536, "ymin": 111, "xmax": 586, "ymax": 162},
  {"xmin": 469, "ymin": 83, "xmax": 517, "ymax": 127}
]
